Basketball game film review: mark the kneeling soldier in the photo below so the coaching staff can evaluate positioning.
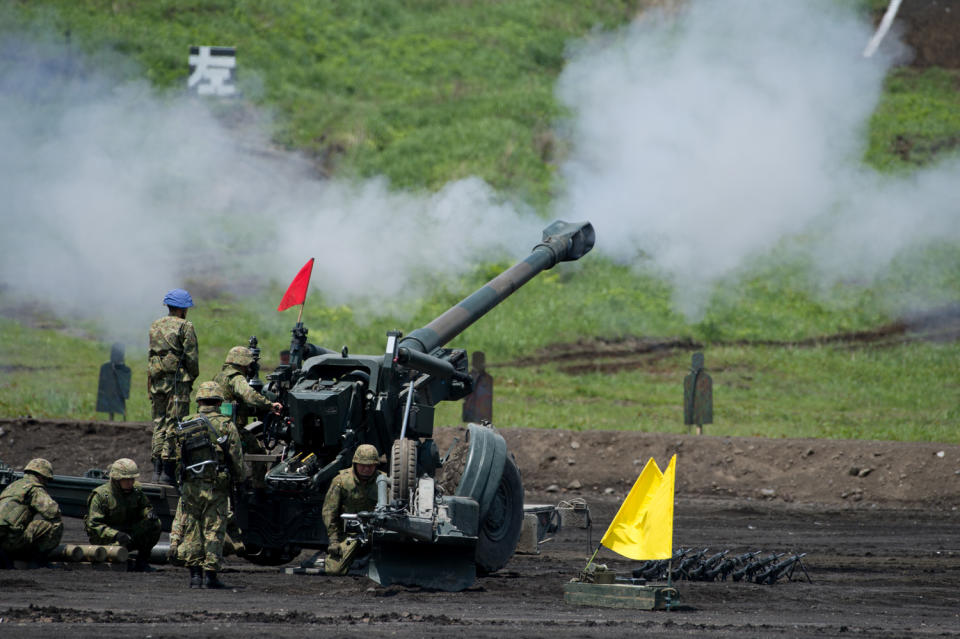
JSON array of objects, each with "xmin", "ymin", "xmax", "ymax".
[
  {"xmin": 321, "ymin": 444, "xmax": 385, "ymax": 575},
  {"xmin": 176, "ymin": 381, "xmax": 243, "ymax": 589},
  {"xmin": 84, "ymin": 458, "xmax": 162, "ymax": 572},
  {"xmin": 0, "ymin": 458, "xmax": 63, "ymax": 567}
]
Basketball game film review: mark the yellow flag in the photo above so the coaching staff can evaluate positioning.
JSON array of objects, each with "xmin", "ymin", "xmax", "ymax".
[{"xmin": 600, "ymin": 454, "xmax": 676, "ymax": 560}]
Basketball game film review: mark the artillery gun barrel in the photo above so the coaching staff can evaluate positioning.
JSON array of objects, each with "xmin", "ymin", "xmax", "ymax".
[{"xmin": 400, "ymin": 220, "xmax": 594, "ymax": 354}]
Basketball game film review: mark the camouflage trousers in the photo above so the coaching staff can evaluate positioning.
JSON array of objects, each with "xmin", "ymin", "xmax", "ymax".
[
  {"xmin": 0, "ymin": 519, "xmax": 64, "ymax": 558},
  {"xmin": 87, "ymin": 518, "xmax": 162, "ymax": 554},
  {"xmin": 170, "ymin": 495, "xmax": 243, "ymax": 554},
  {"xmin": 177, "ymin": 481, "xmax": 229, "ymax": 571},
  {"xmin": 150, "ymin": 389, "xmax": 191, "ymax": 461}
]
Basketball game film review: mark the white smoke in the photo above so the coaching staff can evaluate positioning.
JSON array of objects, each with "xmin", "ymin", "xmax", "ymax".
[
  {"xmin": 0, "ymin": 32, "xmax": 539, "ymax": 344},
  {"xmin": 554, "ymin": 0, "xmax": 956, "ymax": 318},
  {"xmin": 1, "ymin": 1, "xmax": 957, "ymax": 345}
]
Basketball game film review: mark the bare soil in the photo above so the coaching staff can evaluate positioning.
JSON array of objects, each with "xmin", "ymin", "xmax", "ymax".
[{"xmin": 1, "ymin": 418, "xmax": 959, "ymax": 638}]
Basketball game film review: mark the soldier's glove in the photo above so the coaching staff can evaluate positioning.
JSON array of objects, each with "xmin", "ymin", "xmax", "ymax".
[
  {"xmin": 115, "ymin": 532, "xmax": 132, "ymax": 547},
  {"xmin": 167, "ymin": 542, "xmax": 185, "ymax": 567}
]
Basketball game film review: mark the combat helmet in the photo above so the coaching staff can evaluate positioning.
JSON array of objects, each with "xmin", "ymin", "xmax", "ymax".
[
  {"xmin": 109, "ymin": 458, "xmax": 140, "ymax": 480},
  {"xmin": 225, "ymin": 346, "xmax": 254, "ymax": 367},
  {"xmin": 352, "ymin": 444, "xmax": 380, "ymax": 465},
  {"xmin": 196, "ymin": 381, "xmax": 224, "ymax": 402},
  {"xmin": 24, "ymin": 458, "xmax": 54, "ymax": 480}
]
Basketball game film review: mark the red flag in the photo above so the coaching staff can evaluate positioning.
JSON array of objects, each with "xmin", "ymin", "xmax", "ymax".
[{"xmin": 277, "ymin": 258, "xmax": 315, "ymax": 311}]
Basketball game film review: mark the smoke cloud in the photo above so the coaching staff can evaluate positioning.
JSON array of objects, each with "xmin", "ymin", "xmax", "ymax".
[
  {"xmin": 0, "ymin": 32, "xmax": 540, "ymax": 344},
  {"xmin": 1, "ymin": 0, "xmax": 956, "ymax": 345},
  {"xmin": 554, "ymin": 0, "xmax": 957, "ymax": 317}
]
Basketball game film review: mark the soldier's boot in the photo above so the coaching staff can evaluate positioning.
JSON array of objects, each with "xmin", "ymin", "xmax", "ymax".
[
  {"xmin": 134, "ymin": 552, "xmax": 157, "ymax": 573},
  {"xmin": 189, "ymin": 566, "xmax": 202, "ymax": 589},
  {"xmin": 202, "ymin": 570, "xmax": 228, "ymax": 589},
  {"xmin": 152, "ymin": 459, "xmax": 163, "ymax": 483}
]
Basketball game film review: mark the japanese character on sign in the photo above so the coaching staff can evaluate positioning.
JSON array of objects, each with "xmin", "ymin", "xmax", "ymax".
[{"xmin": 188, "ymin": 46, "xmax": 237, "ymax": 97}]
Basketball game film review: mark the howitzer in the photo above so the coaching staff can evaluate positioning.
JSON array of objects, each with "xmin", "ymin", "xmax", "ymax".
[
  {"xmin": 731, "ymin": 552, "xmax": 786, "ymax": 582},
  {"xmin": 231, "ymin": 220, "xmax": 596, "ymax": 589},
  {"xmin": 754, "ymin": 553, "xmax": 810, "ymax": 585},
  {"xmin": 0, "ymin": 221, "xmax": 594, "ymax": 590}
]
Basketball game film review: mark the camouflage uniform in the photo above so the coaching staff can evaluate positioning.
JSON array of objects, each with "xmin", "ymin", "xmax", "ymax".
[
  {"xmin": 148, "ymin": 314, "xmax": 199, "ymax": 461},
  {"xmin": 214, "ymin": 350, "xmax": 273, "ymax": 482},
  {"xmin": 321, "ymin": 446, "xmax": 384, "ymax": 574},
  {"xmin": 322, "ymin": 466, "xmax": 382, "ymax": 544},
  {"xmin": 0, "ymin": 462, "xmax": 63, "ymax": 560},
  {"xmin": 176, "ymin": 404, "xmax": 243, "ymax": 573},
  {"xmin": 84, "ymin": 481, "xmax": 161, "ymax": 555}
]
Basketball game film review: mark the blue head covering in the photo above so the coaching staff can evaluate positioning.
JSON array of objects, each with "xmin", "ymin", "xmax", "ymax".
[{"xmin": 162, "ymin": 288, "xmax": 194, "ymax": 309}]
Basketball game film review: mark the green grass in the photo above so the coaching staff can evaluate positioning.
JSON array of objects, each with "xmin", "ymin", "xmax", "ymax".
[
  {"xmin": 1, "ymin": 0, "xmax": 639, "ymax": 210},
  {"xmin": 865, "ymin": 67, "xmax": 960, "ymax": 171},
  {"xmin": 1, "ymin": 1, "xmax": 958, "ymax": 443},
  {"xmin": 432, "ymin": 341, "xmax": 960, "ymax": 442}
]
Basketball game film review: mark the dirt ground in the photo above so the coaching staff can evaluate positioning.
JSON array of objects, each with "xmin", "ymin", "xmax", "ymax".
[{"xmin": 1, "ymin": 418, "xmax": 959, "ymax": 638}]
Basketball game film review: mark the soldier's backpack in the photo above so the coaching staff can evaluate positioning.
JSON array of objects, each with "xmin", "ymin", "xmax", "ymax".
[{"xmin": 176, "ymin": 417, "xmax": 221, "ymax": 479}]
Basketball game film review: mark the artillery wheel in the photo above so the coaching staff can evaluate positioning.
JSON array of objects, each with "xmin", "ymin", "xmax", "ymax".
[
  {"xmin": 475, "ymin": 455, "xmax": 523, "ymax": 575},
  {"xmin": 390, "ymin": 439, "xmax": 418, "ymax": 501}
]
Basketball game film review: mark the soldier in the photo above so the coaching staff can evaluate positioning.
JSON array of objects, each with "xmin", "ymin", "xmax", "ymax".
[
  {"xmin": 0, "ymin": 458, "xmax": 63, "ymax": 567},
  {"xmin": 174, "ymin": 381, "xmax": 243, "ymax": 589},
  {"xmin": 84, "ymin": 458, "xmax": 162, "ymax": 572},
  {"xmin": 321, "ymin": 444, "xmax": 385, "ymax": 575},
  {"xmin": 149, "ymin": 288, "xmax": 199, "ymax": 484},
  {"xmin": 213, "ymin": 346, "xmax": 281, "ymax": 482}
]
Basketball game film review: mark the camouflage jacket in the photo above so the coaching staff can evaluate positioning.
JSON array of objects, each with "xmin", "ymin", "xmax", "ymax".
[
  {"xmin": 177, "ymin": 405, "xmax": 244, "ymax": 488},
  {"xmin": 322, "ymin": 467, "xmax": 384, "ymax": 544},
  {"xmin": 148, "ymin": 315, "xmax": 199, "ymax": 395},
  {"xmin": 213, "ymin": 364, "xmax": 272, "ymax": 424},
  {"xmin": 0, "ymin": 475, "xmax": 61, "ymax": 534},
  {"xmin": 84, "ymin": 480, "xmax": 154, "ymax": 541}
]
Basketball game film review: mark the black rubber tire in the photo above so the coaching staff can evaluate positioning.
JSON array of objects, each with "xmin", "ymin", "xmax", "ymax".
[
  {"xmin": 390, "ymin": 439, "xmax": 418, "ymax": 501},
  {"xmin": 475, "ymin": 456, "xmax": 524, "ymax": 575}
]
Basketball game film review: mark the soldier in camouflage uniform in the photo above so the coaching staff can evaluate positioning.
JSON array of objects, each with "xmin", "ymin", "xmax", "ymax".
[
  {"xmin": 148, "ymin": 288, "xmax": 199, "ymax": 485},
  {"xmin": 174, "ymin": 381, "xmax": 243, "ymax": 589},
  {"xmin": 321, "ymin": 444, "xmax": 384, "ymax": 575},
  {"xmin": 84, "ymin": 458, "xmax": 162, "ymax": 572},
  {"xmin": 0, "ymin": 458, "xmax": 63, "ymax": 566},
  {"xmin": 213, "ymin": 346, "xmax": 281, "ymax": 484}
]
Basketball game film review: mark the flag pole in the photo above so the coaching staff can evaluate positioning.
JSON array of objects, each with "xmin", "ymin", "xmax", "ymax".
[
  {"xmin": 582, "ymin": 544, "xmax": 602, "ymax": 573},
  {"xmin": 296, "ymin": 300, "xmax": 306, "ymax": 325},
  {"xmin": 294, "ymin": 261, "xmax": 313, "ymax": 325}
]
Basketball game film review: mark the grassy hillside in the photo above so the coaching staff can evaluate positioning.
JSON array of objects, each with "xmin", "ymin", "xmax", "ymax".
[{"xmin": 1, "ymin": 1, "xmax": 959, "ymax": 442}]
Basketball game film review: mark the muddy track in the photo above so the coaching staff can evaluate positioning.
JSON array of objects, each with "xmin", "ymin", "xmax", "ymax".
[
  {"xmin": 501, "ymin": 305, "xmax": 960, "ymax": 375},
  {"xmin": 0, "ymin": 498, "xmax": 958, "ymax": 638}
]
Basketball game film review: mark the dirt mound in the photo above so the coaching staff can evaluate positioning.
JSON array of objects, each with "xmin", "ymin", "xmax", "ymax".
[
  {"xmin": 2, "ymin": 418, "xmax": 958, "ymax": 510},
  {"xmin": 894, "ymin": 0, "xmax": 960, "ymax": 68}
]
